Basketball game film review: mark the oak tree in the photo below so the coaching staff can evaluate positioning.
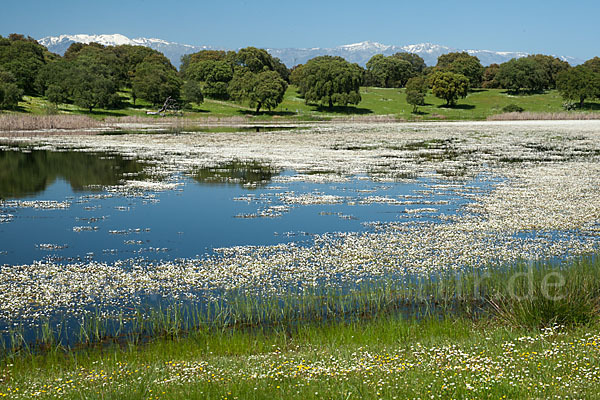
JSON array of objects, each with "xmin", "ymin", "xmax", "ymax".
[
  {"xmin": 495, "ymin": 58, "xmax": 548, "ymax": 93},
  {"xmin": 297, "ymin": 56, "xmax": 362, "ymax": 108},
  {"xmin": 436, "ymin": 52, "xmax": 484, "ymax": 88},
  {"xmin": 405, "ymin": 76, "xmax": 428, "ymax": 112},
  {"xmin": 428, "ymin": 71, "xmax": 469, "ymax": 106},
  {"xmin": 556, "ymin": 66, "xmax": 600, "ymax": 108},
  {"xmin": 228, "ymin": 69, "xmax": 287, "ymax": 113}
]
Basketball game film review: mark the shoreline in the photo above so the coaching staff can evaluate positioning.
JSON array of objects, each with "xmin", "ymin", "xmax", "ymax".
[
  {"xmin": 1, "ymin": 117, "xmax": 600, "ymax": 136},
  {"xmin": 0, "ymin": 111, "xmax": 600, "ymax": 134}
]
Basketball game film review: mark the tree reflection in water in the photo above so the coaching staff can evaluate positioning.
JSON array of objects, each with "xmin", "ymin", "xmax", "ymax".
[
  {"xmin": 192, "ymin": 160, "xmax": 279, "ymax": 188},
  {"xmin": 0, "ymin": 149, "xmax": 148, "ymax": 199}
]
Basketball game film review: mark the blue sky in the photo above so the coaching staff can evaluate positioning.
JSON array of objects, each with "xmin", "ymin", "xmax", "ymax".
[{"xmin": 2, "ymin": 0, "xmax": 599, "ymax": 60}]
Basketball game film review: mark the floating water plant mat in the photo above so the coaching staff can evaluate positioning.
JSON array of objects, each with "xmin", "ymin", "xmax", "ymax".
[{"xmin": 0, "ymin": 121, "xmax": 599, "ymax": 336}]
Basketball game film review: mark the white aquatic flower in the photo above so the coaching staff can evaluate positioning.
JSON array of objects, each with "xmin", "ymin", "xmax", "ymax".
[{"xmin": 1, "ymin": 121, "xmax": 600, "ymax": 321}]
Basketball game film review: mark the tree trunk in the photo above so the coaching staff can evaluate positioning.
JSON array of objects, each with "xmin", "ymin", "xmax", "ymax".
[
  {"xmin": 328, "ymin": 99, "xmax": 333, "ymax": 108},
  {"xmin": 256, "ymin": 102, "xmax": 262, "ymax": 113},
  {"xmin": 580, "ymin": 97, "xmax": 585, "ymax": 108},
  {"xmin": 158, "ymin": 96, "xmax": 171, "ymax": 113}
]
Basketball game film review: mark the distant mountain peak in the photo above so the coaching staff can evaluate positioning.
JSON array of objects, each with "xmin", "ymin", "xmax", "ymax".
[
  {"xmin": 40, "ymin": 33, "xmax": 133, "ymax": 47},
  {"xmin": 38, "ymin": 33, "xmax": 212, "ymax": 67},
  {"xmin": 401, "ymin": 43, "xmax": 451, "ymax": 53},
  {"xmin": 37, "ymin": 33, "xmax": 583, "ymax": 69},
  {"xmin": 339, "ymin": 41, "xmax": 391, "ymax": 51}
]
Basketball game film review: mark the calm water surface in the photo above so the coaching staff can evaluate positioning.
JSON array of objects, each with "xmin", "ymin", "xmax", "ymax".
[{"xmin": 0, "ymin": 148, "xmax": 486, "ymax": 265}]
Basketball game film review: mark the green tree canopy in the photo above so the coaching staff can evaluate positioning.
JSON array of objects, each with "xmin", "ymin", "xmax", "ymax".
[
  {"xmin": 37, "ymin": 53, "xmax": 121, "ymax": 112},
  {"xmin": 436, "ymin": 52, "xmax": 484, "ymax": 88},
  {"xmin": 188, "ymin": 50, "xmax": 232, "ymax": 62},
  {"xmin": 69, "ymin": 71, "xmax": 117, "ymax": 112},
  {"xmin": 289, "ymin": 64, "xmax": 305, "ymax": 86},
  {"xmin": 297, "ymin": 56, "xmax": 363, "ymax": 108},
  {"xmin": 234, "ymin": 47, "xmax": 289, "ymax": 81},
  {"xmin": 527, "ymin": 54, "xmax": 570, "ymax": 89},
  {"xmin": 428, "ymin": 71, "xmax": 469, "ymax": 106},
  {"xmin": 405, "ymin": 76, "xmax": 428, "ymax": 113},
  {"xmin": 183, "ymin": 59, "xmax": 234, "ymax": 100},
  {"xmin": 235, "ymin": 47, "xmax": 275, "ymax": 73},
  {"xmin": 272, "ymin": 57, "xmax": 290, "ymax": 82},
  {"xmin": 180, "ymin": 48, "xmax": 289, "ymax": 102},
  {"xmin": 495, "ymin": 58, "xmax": 548, "ymax": 93},
  {"xmin": 556, "ymin": 66, "xmax": 600, "ymax": 108},
  {"xmin": 392, "ymin": 52, "xmax": 426, "ymax": 73},
  {"xmin": 77, "ymin": 45, "xmax": 127, "ymax": 87},
  {"xmin": 181, "ymin": 80, "xmax": 204, "ymax": 106},
  {"xmin": 62, "ymin": 43, "xmax": 131, "ymax": 89},
  {"xmin": 0, "ymin": 67, "xmax": 23, "ymax": 110},
  {"xmin": 63, "ymin": 42, "xmax": 106, "ymax": 60},
  {"xmin": 482, "ymin": 64, "xmax": 500, "ymax": 88},
  {"xmin": 365, "ymin": 54, "xmax": 414, "ymax": 88},
  {"xmin": 0, "ymin": 34, "xmax": 48, "ymax": 94},
  {"xmin": 186, "ymin": 60, "xmax": 234, "ymax": 82},
  {"xmin": 63, "ymin": 42, "xmax": 170, "ymax": 91},
  {"xmin": 70, "ymin": 53, "xmax": 121, "ymax": 112},
  {"xmin": 36, "ymin": 59, "xmax": 73, "ymax": 101},
  {"xmin": 228, "ymin": 69, "xmax": 287, "ymax": 113},
  {"xmin": 583, "ymin": 57, "xmax": 600, "ymax": 74},
  {"xmin": 180, "ymin": 50, "xmax": 234, "ymax": 82},
  {"xmin": 113, "ymin": 45, "xmax": 163, "ymax": 87},
  {"xmin": 435, "ymin": 52, "xmax": 462, "ymax": 68},
  {"xmin": 45, "ymin": 83, "xmax": 68, "ymax": 106},
  {"xmin": 132, "ymin": 54, "xmax": 182, "ymax": 105}
]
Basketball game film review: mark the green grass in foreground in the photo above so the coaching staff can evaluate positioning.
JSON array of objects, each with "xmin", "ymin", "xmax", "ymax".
[
  {"xmin": 1, "ymin": 316, "xmax": 599, "ymax": 399},
  {"xmin": 1, "ymin": 257, "xmax": 600, "ymax": 398},
  {"xmin": 9, "ymin": 86, "xmax": 600, "ymax": 121}
]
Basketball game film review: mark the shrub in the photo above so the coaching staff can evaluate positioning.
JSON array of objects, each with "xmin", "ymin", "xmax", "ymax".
[{"xmin": 502, "ymin": 104, "xmax": 524, "ymax": 113}]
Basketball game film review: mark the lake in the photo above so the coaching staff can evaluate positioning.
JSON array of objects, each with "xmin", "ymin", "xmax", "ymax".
[
  {"xmin": 0, "ymin": 148, "xmax": 482, "ymax": 265},
  {"xmin": 1, "ymin": 122, "xmax": 599, "ymax": 337}
]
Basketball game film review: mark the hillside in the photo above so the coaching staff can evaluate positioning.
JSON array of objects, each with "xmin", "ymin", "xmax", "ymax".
[{"xmin": 12, "ymin": 87, "xmax": 591, "ymax": 123}]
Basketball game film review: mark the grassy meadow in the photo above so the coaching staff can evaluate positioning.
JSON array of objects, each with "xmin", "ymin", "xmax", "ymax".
[
  {"xmin": 3, "ymin": 317, "xmax": 600, "ymax": 399},
  {"xmin": 8, "ymin": 86, "xmax": 599, "ymax": 123}
]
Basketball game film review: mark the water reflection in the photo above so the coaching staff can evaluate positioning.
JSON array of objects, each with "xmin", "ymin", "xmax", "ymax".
[
  {"xmin": 192, "ymin": 161, "xmax": 279, "ymax": 187},
  {"xmin": 0, "ymin": 149, "xmax": 148, "ymax": 199}
]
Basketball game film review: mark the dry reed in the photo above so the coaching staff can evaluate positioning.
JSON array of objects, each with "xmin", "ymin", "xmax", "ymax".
[
  {"xmin": 330, "ymin": 114, "xmax": 405, "ymax": 123},
  {"xmin": 0, "ymin": 114, "xmax": 260, "ymax": 132},
  {"xmin": 0, "ymin": 114, "xmax": 102, "ymax": 131},
  {"xmin": 104, "ymin": 115, "xmax": 252, "ymax": 126}
]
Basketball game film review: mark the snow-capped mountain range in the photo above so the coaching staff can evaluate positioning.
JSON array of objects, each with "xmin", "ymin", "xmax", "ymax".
[
  {"xmin": 38, "ymin": 34, "xmax": 211, "ymax": 67},
  {"xmin": 268, "ymin": 41, "xmax": 582, "ymax": 67},
  {"xmin": 38, "ymin": 34, "xmax": 583, "ymax": 68},
  {"xmin": 268, "ymin": 41, "xmax": 530, "ymax": 68}
]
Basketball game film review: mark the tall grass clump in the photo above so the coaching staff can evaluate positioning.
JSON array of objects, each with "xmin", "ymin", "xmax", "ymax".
[
  {"xmin": 487, "ymin": 258, "xmax": 600, "ymax": 328},
  {"xmin": 2, "ymin": 256, "xmax": 600, "ymax": 357}
]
